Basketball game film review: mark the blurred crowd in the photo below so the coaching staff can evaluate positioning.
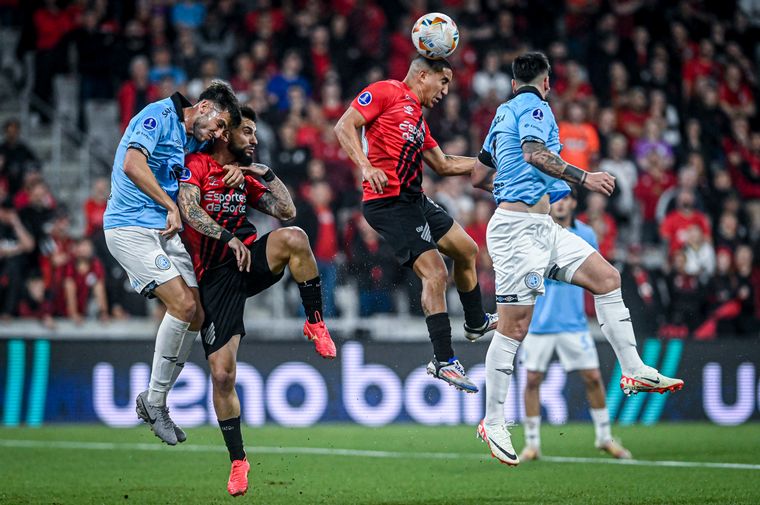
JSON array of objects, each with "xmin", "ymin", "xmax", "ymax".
[{"xmin": 1, "ymin": 0, "xmax": 760, "ymax": 339}]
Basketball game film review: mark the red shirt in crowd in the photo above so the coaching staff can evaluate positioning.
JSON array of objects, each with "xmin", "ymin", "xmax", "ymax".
[
  {"xmin": 659, "ymin": 210, "xmax": 712, "ymax": 254},
  {"xmin": 59, "ymin": 258, "xmax": 105, "ymax": 316},
  {"xmin": 117, "ymin": 81, "xmax": 160, "ymax": 132},
  {"xmin": 634, "ymin": 170, "xmax": 676, "ymax": 222},
  {"xmin": 33, "ymin": 5, "xmax": 78, "ymax": 50},
  {"xmin": 83, "ymin": 198, "xmax": 107, "ymax": 236},
  {"xmin": 350, "ymin": 80, "xmax": 438, "ymax": 202},
  {"xmin": 313, "ymin": 206, "xmax": 338, "ymax": 262},
  {"xmin": 181, "ymin": 153, "xmax": 269, "ymax": 281}
]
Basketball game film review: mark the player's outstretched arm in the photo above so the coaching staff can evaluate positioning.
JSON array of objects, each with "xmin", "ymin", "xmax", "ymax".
[
  {"xmin": 471, "ymin": 159, "xmax": 496, "ymax": 192},
  {"xmin": 242, "ymin": 163, "xmax": 296, "ymax": 220},
  {"xmin": 334, "ymin": 107, "xmax": 388, "ymax": 194},
  {"xmin": 422, "ymin": 146, "xmax": 476, "ymax": 177},
  {"xmin": 178, "ymin": 182, "xmax": 251, "ymax": 272},
  {"xmin": 123, "ymin": 149, "xmax": 182, "ymax": 237},
  {"xmin": 522, "ymin": 141, "xmax": 615, "ymax": 196}
]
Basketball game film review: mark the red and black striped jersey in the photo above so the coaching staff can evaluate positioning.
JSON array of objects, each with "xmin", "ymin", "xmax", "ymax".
[
  {"xmin": 180, "ymin": 153, "xmax": 268, "ymax": 281},
  {"xmin": 350, "ymin": 80, "xmax": 438, "ymax": 202}
]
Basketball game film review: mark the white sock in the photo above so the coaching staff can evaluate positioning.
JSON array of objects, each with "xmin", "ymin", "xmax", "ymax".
[
  {"xmin": 168, "ymin": 329, "xmax": 199, "ymax": 388},
  {"xmin": 147, "ymin": 313, "xmax": 190, "ymax": 406},
  {"xmin": 593, "ymin": 289, "xmax": 644, "ymax": 376},
  {"xmin": 590, "ymin": 407, "xmax": 612, "ymax": 445},
  {"xmin": 523, "ymin": 415, "xmax": 541, "ymax": 449},
  {"xmin": 484, "ymin": 332, "xmax": 521, "ymax": 426}
]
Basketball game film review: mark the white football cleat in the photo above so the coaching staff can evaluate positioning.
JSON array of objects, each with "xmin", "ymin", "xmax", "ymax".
[
  {"xmin": 620, "ymin": 366, "xmax": 684, "ymax": 396},
  {"xmin": 596, "ymin": 439, "xmax": 632, "ymax": 459},
  {"xmin": 476, "ymin": 420, "xmax": 519, "ymax": 466},
  {"xmin": 464, "ymin": 313, "xmax": 498, "ymax": 342}
]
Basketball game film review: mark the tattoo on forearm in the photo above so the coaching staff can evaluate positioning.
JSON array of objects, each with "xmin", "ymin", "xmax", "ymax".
[
  {"xmin": 178, "ymin": 183, "xmax": 223, "ymax": 239},
  {"xmin": 256, "ymin": 177, "xmax": 296, "ymax": 220},
  {"xmin": 522, "ymin": 141, "xmax": 586, "ymax": 185}
]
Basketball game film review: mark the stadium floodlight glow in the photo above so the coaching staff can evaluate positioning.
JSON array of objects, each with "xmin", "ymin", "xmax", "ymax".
[
  {"xmin": 703, "ymin": 362, "xmax": 756, "ymax": 426},
  {"xmin": 342, "ymin": 342, "xmax": 403, "ymax": 427},
  {"xmin": 266, "ymin": 362, "xmax": 327, "ymax": 427},
  {"xmin": 93, "ymin": 362, "xmax": 149, "ymax": 427},
  {"xmin": 404, "ymin": 366, "xmax": 460, "ymax": 425}
]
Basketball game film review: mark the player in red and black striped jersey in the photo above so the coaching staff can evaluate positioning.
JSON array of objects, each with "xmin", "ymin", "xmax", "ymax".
[
  {"xmin": 335, "ymin": 56, "xmax": 498, "ymax": 393},
  {"xmin": 178, "ymin": 106, "xmax": 335, "ymax": 497}
]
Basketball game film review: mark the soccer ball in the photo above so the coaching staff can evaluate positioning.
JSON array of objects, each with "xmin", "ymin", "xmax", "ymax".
[{"xmin": 411, "ymin": 12, "xmax": 459, "ymax": 60}]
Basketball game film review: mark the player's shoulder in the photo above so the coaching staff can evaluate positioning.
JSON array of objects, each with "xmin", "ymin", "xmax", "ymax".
[
  {"xmin": 185, "ymin": 152, "xmax": 213, "ymax": 166},
  {"xmin": 363, "ymin": 80, "xmax": 405, "ymax": 99}
]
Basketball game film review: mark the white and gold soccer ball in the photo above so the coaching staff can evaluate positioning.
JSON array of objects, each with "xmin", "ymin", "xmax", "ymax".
[{"xmin": 411, "ymin": 12, "xmax": 459, "ymax": 60}]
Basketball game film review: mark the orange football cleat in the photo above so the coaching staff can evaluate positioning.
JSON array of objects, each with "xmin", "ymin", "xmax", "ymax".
[
  {"xmin": 227, "ymin": 458, "xmax": 250, "ymax": 497},
  {"xmin": 303, "ymin": 312, "xmax": 336, "ymax": 359}
]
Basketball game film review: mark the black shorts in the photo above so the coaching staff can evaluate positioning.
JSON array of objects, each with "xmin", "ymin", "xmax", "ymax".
[
  {"xmin": 199, "ymin": 232, "xmax": 284, "ymax": 357},
  {"xmin": 362, "ymin": 192, "xmax": 455, "ymax": 267}
]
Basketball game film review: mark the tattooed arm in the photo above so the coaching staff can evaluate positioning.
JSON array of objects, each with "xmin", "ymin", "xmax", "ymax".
[
  {"xmin": 521, "ymin": 141, "xmax": 615, "ymax": 196},
  {"xmin": 178, "ymin": 183, "xmax": 224, "ymax": 239},
  {"xmin": 242, "ymin": 163, "xmax": 296, "ymax": 221}
]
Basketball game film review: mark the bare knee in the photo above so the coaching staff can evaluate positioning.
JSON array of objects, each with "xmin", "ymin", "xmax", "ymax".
[
  {"xmin": 281, "ymin": 226, "xmax": 310, "ymax": 252},
  {"xmin": 525, "ymin": 372, "xmax": 544, "ymax": 391},
  {"xmin": 591, "ymin": 266, "xmax": 621, "ymax": 295},
  {"xmin": 497, "ymin": 316, "xmax": 531, "ymax": 340},
  {"xmin": 211, "ymin": 363, "xmax": 236, "ymax": 393},
  {"xmin": 580, "ymin": 369, "xmax": 603, "ymax": 389},
  {"xmin": 167, "ymin": 289, "xmax": 197, "ymax": 322},
  {"xmin": 421, "ymin": 263, "xmax": 448, "ymax": 295}
]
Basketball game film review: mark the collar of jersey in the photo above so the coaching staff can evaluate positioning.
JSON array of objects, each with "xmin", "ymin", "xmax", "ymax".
[
  {"xmin": 170, "ymin": 92, "xmax": 193, "ymax": 123},
  {"xmin": 510, "ymin": 86, "xmax": 544, "ymax": 102}
]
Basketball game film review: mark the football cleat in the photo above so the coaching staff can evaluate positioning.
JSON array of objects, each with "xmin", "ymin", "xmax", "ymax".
[
  {"xmin": 464, "ymin": 312, "xmax": 498, "ymax": 342},
  {"xmin": 477, "ymin": 420, "xmax": 519, "ymax": 466},
  {"xmin": 303, "ymin": 312, "xmax": 336, "ymax": 359},
  {"xmin": 135, "ymin": 390, "xmax": 178, "ymax": 446},
  {"xmin": 596, "ymin": 439, "xmax": 632, "ymax": 459},
  {"xmin": 227, "ymin": 458, "xmax": 251, "ymax": 497},
  {"xmin": 519, "ymin": 445, "xmax": 541, "ymax": 461},
  {"xmin": 620, "ymin": 366, "xmax": 684, "ymax": 396},
  {"xmin": 174, "ymin": 425, "xmax": 187, "ymax": 443},
  {"xmin": 426, "ymin": 358, "xmax": 478, "ymax": 393}
]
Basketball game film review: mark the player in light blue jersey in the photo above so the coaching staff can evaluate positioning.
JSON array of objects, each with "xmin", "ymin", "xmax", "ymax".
[
  {"xmin": 470, "ymin": 52, "xmax": 682, "ymax": 466},
  {"xmin": 519, "ymin": 191, "xmax": 631, "ymax": 461},
  {"xmin": 104, "ymin": 81, "xmax": 243, "ymax": 445}
]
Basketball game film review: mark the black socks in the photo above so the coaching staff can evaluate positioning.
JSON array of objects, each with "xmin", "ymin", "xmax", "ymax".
[
  {"xmin": 218, "ymin": 416, "xmax": 245, "ymax": 462},
  {"xmin": 426, "ymin": 313, "xmax": 454, "ymax": 362},
  {"xmin": 458, "ymin": 284, "xmax": 486, "ymax": 329},
  {"xmin": 298, "ymin": 276, "xmax": 323, "ymax": 324}
]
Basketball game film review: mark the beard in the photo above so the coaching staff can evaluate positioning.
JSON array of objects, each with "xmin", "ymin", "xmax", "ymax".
[{"xmin": 228, "ymin": 141, "xmax": 253, "ymax": 166}]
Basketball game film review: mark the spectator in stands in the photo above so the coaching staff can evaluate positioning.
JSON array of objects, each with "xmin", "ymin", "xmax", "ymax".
[
  {"xmin": 634, "ymin": 118, "xmax": 674, "ymax": 171},
  {"xmin": 620, "ymin": 244, "xmax": 663, "ymax": 337},
  {"xmin": 276, "ymin": 122, "xmax": 311, "ymax": 189},
  {"xmin": 578, "ymin": 193, "xmax": 617, "ymax": 259},
  {"xmin": 172, "ymin": 0, "xmax": 206, "ymax": 30},
  {"xmin": 635, "ymin": 153, "xmax": 676, "ymax": 243},
  {"xmin": 148, "ymin": 46, "xmax": 187, "ymax": 86},
  {"xmin": 558, "ymin": 102, "xmax": 600, "ymax": 171},
  {"xmin": 660, "ymin": 189, "xmax": 712, "ymax": 255},
  {"xmin": 18, "ymin": 179, "xmax": 55, "ymax": 266},
  {"xmin": 683, "ymin": 224, "xmax": 716, "ymax": 283},
  {"xmin": 0, "ymin": 119, "xmax": 40, "ymax": 195},
  {"xmin": 18, "ymin": 274, "xmax": 54, "ymax": 328},
  {"xmin": 174, "ymin": 27, "xmax": 204, "ymax": 80},
  {"xmin": 617, "ymin": 87, "xmax": 649, "ymax": 142},
  {"xmin": 663, "ymin": 249, "xmax": 706, "ymax": 336},
  {"xmin": 599, "ymin": 134, "xmax": 637, "ymax": 232},
  {"xmin": 82, "ymin": 177, "xmax": 108, "ymax": 238},
  {"xmin": 62, "ymin": 237, "xmax": 108, "ymax": 324},
  {"xmin": 187, "ymin": 57, "xmax": 221, "ymax": 101},
  {"xmin": 718, "ymin": 63, "xmax": 756, "ymax": 119},
  {"xmin": 348, "ymin": 215, "xmax": 396, "ymax": 316},
  {"xmin": 0, "ymin": 201, "xmax": 34, "ymax": 318},
  {"xmin": 472, "ymin": 51, "xmax": 511, "ymax": 101},
  {"xmin": 117, "ymin": 56, "xmax": 159, "ymax": 132},
  {"xmin": 267, "ymin": 50, "xmax": 311, "ymax": 111}
]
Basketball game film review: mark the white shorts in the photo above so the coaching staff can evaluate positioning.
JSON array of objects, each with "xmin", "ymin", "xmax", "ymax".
[
  {"xmin": 104, "ymin": 226, "xmax": 197, "ymax": 297},
  {"xmin": 520, "ymin": 331, "xmax": 600, "ymax": 373},
  {"xmin": 486, "ymin": 208, "xmax": 596, "ymax": 305}
]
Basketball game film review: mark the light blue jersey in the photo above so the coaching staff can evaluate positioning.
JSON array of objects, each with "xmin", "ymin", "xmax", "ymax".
[
  {"xmin": 481, "ymin": 88, "xmax": 570, "ymax": 205},
  {"xmin": 103, "ymin": 93, "xmax": 205, "ymax": 230},
  {"xmin": 529, "ymin": 220, "xmax": 598, "ymax": 334}
]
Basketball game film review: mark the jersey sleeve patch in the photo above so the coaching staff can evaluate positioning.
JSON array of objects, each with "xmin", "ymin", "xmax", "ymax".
[
  {"xmin": 518, "ymin": 102, "xmax": 553, "ymax": 144},
  {"xmin": 357, "ymin": 91, "xmax": 372, "ymax": 106}
]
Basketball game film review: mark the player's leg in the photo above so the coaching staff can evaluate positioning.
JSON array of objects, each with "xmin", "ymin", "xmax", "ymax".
[
  {"xmin": 569, "ymin": 251, "xmax": 683, "ymax": 395},
  {"xmin": 478, "ymin": 211, "xmax": 552, "ymax": 465},
  {"xmin": 105, "ymin": 227, "xmax": 197, "ymax": 445},
  {"xmin": 578, "ymin": 368, "xmax": 632, "ymax": 459},
  {"xmin": 262, "ymin": 227, "xmax": 336, "ymax": 358},
  {"xmin": 208, "ymin": 335, "xmax": 251, "ymax": 496},
  {"xmin": 518, "ymin": 332, "xmax": 555, "ymax": 461},
  {"xmin": 435, "ymin": 221, "xmax": 497, "ymax": 340}
]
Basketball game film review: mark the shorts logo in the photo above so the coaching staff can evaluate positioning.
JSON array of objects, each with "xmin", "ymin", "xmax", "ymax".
[
  {"xmin": 524, "ymin": 271, "xmax": 543, "ymax": 290},
  {"xmin": 155, "ymin": 254, "xmax": 171, "ymax": 270},
  {"xmin": 142, "ymin": 117, "xmax": 158, "ymax": 131},
  {"xmin": 416, "ymin": 224, "xmax": 432, "ymax": 243},
  {"xmin": 179, "ymin": 167, "xmax": 192, "ymax": 182},
  {"xmin": 496, "ymin": 294, "xmax": 519, "ymax": 303},
  {"xmin": 358, "ymin": 91, "xmax": 372, "ymax": 106},
  {"xmin": 532, "ymin": 108, "xmax": 544, "ymax": 121}
]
